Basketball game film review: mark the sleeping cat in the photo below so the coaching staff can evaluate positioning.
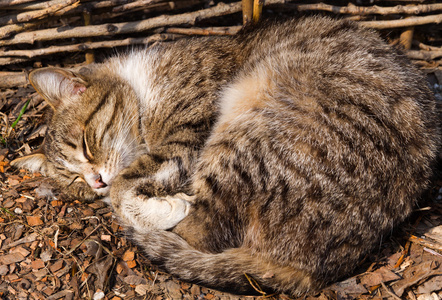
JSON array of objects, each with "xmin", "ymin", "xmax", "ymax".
[{"xmin": 12, "ymin": 16, "xmax": 440, "ymax": 296}]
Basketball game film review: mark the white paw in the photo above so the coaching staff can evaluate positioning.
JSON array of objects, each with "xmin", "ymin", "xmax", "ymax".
[{"xmin": 121, "ymin": 192, "xmax": 193, "ymax": 232}]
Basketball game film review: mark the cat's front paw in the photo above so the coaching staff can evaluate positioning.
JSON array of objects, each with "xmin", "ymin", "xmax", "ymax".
[
  {"xmin": 111, "ymin": 184, "xmax": 193, "ymax": 232},
  {"xmin": 62, "ymin": 181, "xmax": 99, "ymax": 202}
]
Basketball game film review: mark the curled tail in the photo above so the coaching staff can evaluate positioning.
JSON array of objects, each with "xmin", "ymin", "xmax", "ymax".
[{"xmin": 132, "ymin": 230, "xmax": 317, "ymax": 296}]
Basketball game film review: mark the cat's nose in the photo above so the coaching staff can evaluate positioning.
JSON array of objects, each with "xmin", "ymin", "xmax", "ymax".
[{"xmin": 94, "ymin": 174, "xmax": 108, "ymax": 189}]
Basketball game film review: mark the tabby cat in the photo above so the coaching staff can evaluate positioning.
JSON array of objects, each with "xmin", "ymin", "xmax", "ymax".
[{"xmin": 12, "ymin": 16, "xmax": 440, "ymax": 296}]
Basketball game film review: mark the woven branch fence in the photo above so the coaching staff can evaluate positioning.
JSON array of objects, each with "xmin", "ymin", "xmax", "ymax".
[{"xmin": 1, "ymin": 0, "xmax": 441, "ymax": 88}]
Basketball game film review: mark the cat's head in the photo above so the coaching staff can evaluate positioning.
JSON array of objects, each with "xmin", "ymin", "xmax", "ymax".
[{"xmin": 12, "ymin": 67, "xmax": 141, "ymax": 197}]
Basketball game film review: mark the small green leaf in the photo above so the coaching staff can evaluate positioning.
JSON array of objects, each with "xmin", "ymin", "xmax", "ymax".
[{"xmin": 11, "ymin": 99, "xmax": 31, "ymax": 130}]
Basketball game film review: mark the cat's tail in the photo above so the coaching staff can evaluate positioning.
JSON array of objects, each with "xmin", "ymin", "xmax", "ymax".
[{"xmin": 132, "ymin": 230, "xmax": 317, "ymax": 296}]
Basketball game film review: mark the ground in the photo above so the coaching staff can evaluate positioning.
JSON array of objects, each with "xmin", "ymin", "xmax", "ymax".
[{"xmin": 1, "ymin": 74, "xmax": 442, "ymax": 300}]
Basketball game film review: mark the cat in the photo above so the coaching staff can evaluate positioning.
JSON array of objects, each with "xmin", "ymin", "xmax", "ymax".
[{"xmin": 12, "ymin": 16, "xmax": 440, "ymax": 296}]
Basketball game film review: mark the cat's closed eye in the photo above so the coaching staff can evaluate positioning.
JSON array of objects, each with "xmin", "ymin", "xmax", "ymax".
[{"xmin": 82, "ymin": 131, "xmax": 94, "ymax": 162}]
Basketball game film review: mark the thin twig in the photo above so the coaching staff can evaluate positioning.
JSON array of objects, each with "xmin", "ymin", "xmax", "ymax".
[
  {"xmin": 360, "ymin": 13, "xmax": 442, "ymax": 29},
  {"xmin": 165, "ymin": 26, "xmax": 241, "ymax": 36},
  {"xmin": 112, "ymin": 0, "xmax": 164, "ymax": 12},
  {"xmin": 409, "ymin": 235, "xmax": 442, "ymax": 251},
  {"xmin": 381, "ymin": 282, "xmax": 402, "ymax": 300},
  {"xmin": 294, "ymin": 2, "xmax": 442, "ymax": 16}
]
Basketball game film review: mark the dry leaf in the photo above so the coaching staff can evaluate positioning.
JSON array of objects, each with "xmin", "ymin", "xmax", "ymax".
[
  {"xmin": 88, "ymin": 255, "xmax": 114, "ymax": 290},
  {"xmin": 135, "ymin": 284, "xmax": 151, "ymax": 296},
  {"xmin": 123, "ymin": 275, "xmax": 148, "ymax": 285},
  {"xmin": 40, "ymin": 248, "xmax": 53, "ymax": 262}
]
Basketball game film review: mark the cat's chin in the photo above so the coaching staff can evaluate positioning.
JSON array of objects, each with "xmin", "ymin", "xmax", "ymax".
[
  {"xmin": 101, "ymin": 196, "xmax": 112, "ymax": 205},
  {"xmin": 95, "ymin": 186, "xmax": 110, "ymax": 197}
]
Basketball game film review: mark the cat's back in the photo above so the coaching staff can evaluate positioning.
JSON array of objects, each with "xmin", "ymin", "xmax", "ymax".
[{"xmin": 200, "ymin": 16, "xmax": 440, "ymax": 283}]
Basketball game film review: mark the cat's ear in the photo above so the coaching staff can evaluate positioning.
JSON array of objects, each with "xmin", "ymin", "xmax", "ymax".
[
  {"xmin": 29, "ymin": 67, "xmax": 88, "ymax": 109},
  {"xmin": 10, "ymin": 152, "xmax": 49, "ymax": 174}
]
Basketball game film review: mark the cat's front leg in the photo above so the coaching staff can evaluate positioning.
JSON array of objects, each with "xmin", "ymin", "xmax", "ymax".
[{"xmin": 109, "ymin": 155, "xmax": 195, "ymax": 231}]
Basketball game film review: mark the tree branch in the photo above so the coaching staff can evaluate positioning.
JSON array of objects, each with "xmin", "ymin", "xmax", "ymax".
[
  {"xmin": 360, "ymin": 13, "xmax": 442, "ymax": 28},
  {"xmin": 0, "ymin": 1, "xmax": 246, "ymax": 45},
  {"xmin": 293, "ymin": 2, "xmax": 442, "ymax": 16},
  {"xmin": 0, "ymin": 34, "xmax": 179, "ymax": 61}
]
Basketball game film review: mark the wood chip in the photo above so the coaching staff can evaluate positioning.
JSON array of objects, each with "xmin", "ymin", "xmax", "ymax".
[
  {"xmin": 12, "ymin": 246, "xmax": 30, "ymax": 257},
  {"xmin": 0, "ymin": 252, "xmax": 26, "ymax": 265},
  {"xmin": 126, "ymin": 260, "xmax": 137, "ymax": 269},
  {"xmin": 122, "ymin": 250, "xmax": 135, "ymax": 262},
  {"xmin": 100, "ymin": 234, "xmax": 111, "ymax": 242},
  {"xmin": 31, "ymin": 259, "xmax": 45, "ymax": 270},
  {"xmin": 26, "ymin": 215, "xmax": 44, "ymax": 226},
  {"xmin": 49, "ymin": 259, "xmax": 64, "ymax": 273}
]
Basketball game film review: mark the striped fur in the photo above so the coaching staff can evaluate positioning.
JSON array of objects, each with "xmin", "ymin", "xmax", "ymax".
[{"xmin": 13, "ymin": 16, "xmax": 440, "ymax": 296}]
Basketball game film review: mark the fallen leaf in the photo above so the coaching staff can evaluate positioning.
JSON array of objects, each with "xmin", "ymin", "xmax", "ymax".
[
  {"xmin": 40, "ymin": 248, "xmax": 53, "ymax": 262},
  {"xmin": 123, "ymin": 275, "xmax": 148, "ymax": 285},
  {"xmin": 135, "ymin": 284, "xmax": 151, "ymax": 296},
  {"xmin": 88, "ymin": 255, "xmax": 114, "ymax": 290}
]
